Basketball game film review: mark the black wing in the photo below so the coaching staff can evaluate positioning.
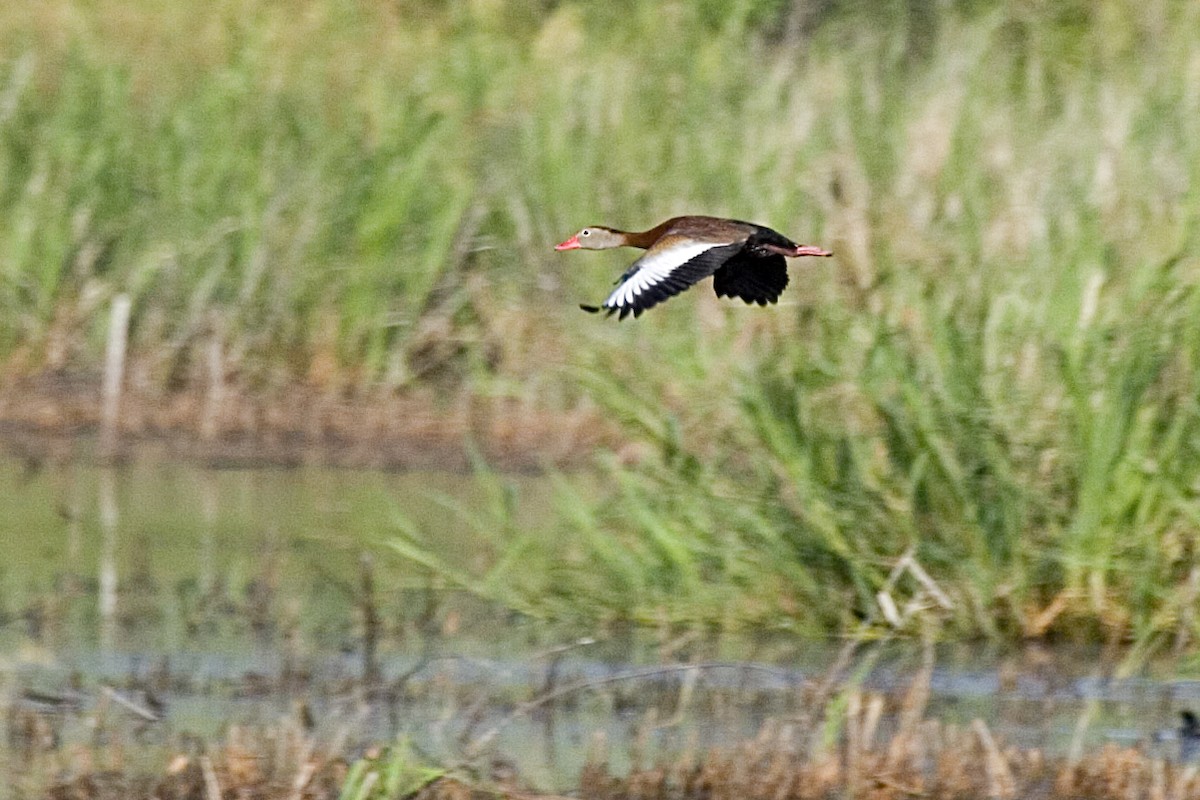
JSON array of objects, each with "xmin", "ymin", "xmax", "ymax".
[
  {"xmin": 582, "ymin": 241, "xmax": 742, "ymax": 320},
  {"xmin": 712, "ymin": 252, "xmax": 789, "ymax": 306}
]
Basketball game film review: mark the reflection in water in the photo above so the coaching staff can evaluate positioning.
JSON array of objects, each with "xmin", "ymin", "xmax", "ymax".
[
  {"xmin": 2, "ymin": 449, "xmax": 1200, "ymax": 792},
  {"xmin": 199, "ymin": 468, "xmax": 218, "ymax": 600},
  {"xmin": 98, "ymin": 467, "xmax": 118, "ymax": 651}
]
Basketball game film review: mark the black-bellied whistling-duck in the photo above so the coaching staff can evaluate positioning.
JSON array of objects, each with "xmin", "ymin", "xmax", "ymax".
[{"xmin": 555, "ymin": 215, "xmax": 832, "ymax": 319}]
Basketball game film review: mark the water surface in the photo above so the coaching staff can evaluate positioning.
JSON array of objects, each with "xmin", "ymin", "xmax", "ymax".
[{"xmin": 3, "ymin": 446, "xmax": 1200, "ymax": 794}]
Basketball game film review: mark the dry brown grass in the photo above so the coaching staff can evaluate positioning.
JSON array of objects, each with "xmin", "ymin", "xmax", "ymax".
[
  {"xmin": 580, "ymin": 718, "xmax": 1200, "ymax": 800},
  {"xmin": 37, "ymin": 721, "xmax": 1200, "ymax": 800},
  {"xmin": 27, "ymin": 654, "xmax": 1200, "ymax": 800}
]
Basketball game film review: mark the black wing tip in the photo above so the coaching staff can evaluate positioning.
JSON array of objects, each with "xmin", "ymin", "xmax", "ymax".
[{"xmin": 580, "ymin": 302, "xmax": 647, "ymax": 320}]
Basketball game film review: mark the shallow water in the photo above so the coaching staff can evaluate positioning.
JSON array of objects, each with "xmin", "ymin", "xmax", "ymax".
[{"xmin": 2, "ymin": 445, "xmax": 1200, "ymax": 794}]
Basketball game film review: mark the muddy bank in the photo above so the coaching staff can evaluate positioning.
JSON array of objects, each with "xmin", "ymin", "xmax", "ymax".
[{"xmin": 0, "ymin": 371, "xmax": 609, "ymax": 471}]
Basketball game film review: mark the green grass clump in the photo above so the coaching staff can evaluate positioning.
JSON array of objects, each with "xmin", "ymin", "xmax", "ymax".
[
  {"xmin": 339, "ymin": 739, "xmax": 445, "ymax": 800},
  {"xmin": 526, "ymin": 2, "xmax": 1200, "ymax": 643},
  {"xmin": 379, "ymin": 3, "xmax": 1200, "ymax": 646}
]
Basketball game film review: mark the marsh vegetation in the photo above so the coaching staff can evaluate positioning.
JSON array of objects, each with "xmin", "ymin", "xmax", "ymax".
[{"xmin": 4, "ymin": 0, "xmax": 1200, "ymax": 643}]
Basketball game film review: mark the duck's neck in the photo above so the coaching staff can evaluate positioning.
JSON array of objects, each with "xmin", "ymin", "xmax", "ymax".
[{"xmin": 622, "ymin": 221, "xmax": 672, "ymax": 249}]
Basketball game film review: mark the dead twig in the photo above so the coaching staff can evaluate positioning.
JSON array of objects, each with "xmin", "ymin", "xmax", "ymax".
[{"xmin": 101, "ymin": 686, "xmax": 160, "ymax": 722}]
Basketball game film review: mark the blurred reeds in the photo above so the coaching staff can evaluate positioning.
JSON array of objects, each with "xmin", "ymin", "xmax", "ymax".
[{"xmin": 3, "ymin": 0, "xmax": 1200, "ymax": 643}]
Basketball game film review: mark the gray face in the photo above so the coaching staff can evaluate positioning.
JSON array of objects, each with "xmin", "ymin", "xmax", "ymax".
[{"xmin": 574, "ymin": 227, "xmax": 624, "ymax": 249}]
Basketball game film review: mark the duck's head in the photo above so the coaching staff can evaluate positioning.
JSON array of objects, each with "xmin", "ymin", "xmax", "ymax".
[{"xmin": 555, "ymin": 227, "xmax": 625, "ymax": 251}]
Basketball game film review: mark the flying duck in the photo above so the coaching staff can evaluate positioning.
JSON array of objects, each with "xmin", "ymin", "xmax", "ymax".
[{"xmin": 555, "ymin": 215, "xmax": 832, "ymax": 319}]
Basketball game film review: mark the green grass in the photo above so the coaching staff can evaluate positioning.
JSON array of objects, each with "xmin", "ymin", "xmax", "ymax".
[
  {"xmin": 339, "ymin": 739, "xmax": 445, "ymax": 800},
  {"xmin": 5, "ymin": 1, "xmax": 1200, "ymax": 647}
]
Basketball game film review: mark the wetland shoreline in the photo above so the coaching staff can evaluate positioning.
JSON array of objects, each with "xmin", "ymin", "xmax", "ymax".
[
  {"xmin": 0, "ymin": 371, "xmax": 606, "ymax": 472},
  {"xmin": 28, "ymin": 683, "xmax": 1200, "ymax": 800}
]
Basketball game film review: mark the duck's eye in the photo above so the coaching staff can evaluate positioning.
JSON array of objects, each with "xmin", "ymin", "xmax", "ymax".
[{"xmin": 580, "ymin": 229, "xmax": 591, "ymax": 237}]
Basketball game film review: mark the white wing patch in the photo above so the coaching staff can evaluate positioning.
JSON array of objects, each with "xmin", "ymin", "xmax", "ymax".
[{"xmin": 604, "ymin": 241, "xmax": 728, "ymax": 309}]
